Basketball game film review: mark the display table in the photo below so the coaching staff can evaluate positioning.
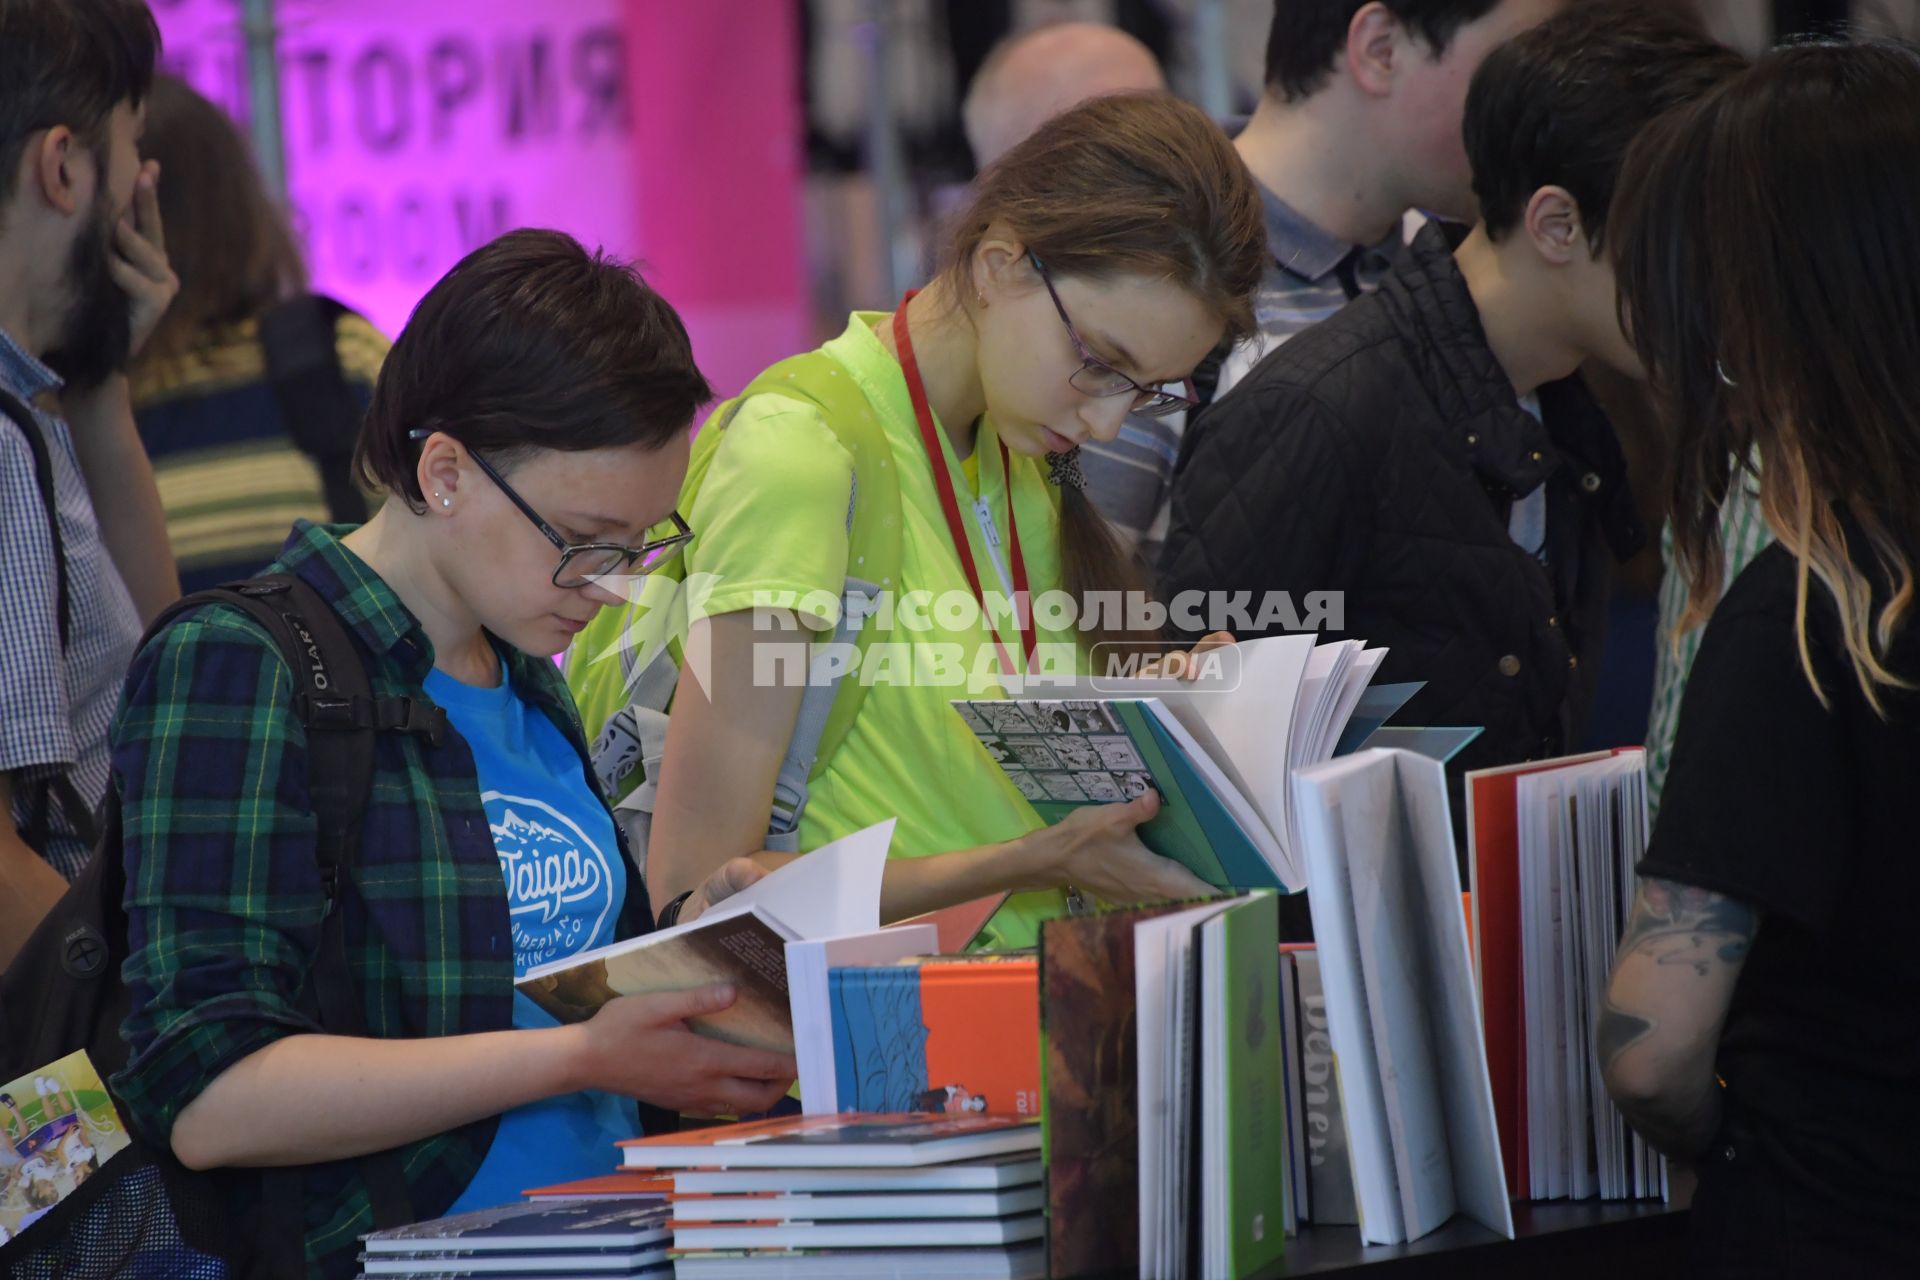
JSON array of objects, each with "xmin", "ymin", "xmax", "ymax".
[{"xmin": 1278, "ymin": 1171, "xmax": 1694, "ymax": 1279}]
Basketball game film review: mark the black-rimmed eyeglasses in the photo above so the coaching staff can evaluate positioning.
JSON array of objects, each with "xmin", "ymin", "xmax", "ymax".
[
  {"xmin": 1028, "ymin": 253, "xmax": 1200, "ymax": 418},
  {"xmin": 407, "ymin": 429, "xmax": 695, "ymax": 589}
]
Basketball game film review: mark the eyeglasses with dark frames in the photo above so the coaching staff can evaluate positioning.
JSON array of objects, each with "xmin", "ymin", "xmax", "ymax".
[
  {"xmin": 1028, "ymin": 252, "xmax": 1200, "ymax": 418},
  {"xmin": 407, "ymin": 428, "xmax": 695, "ymax": 589}
]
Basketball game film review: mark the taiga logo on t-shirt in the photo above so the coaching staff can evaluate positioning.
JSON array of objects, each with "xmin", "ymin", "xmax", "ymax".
[{"xmin": 483, "ymin": 791, "xmax": 616, "ymax": 971}]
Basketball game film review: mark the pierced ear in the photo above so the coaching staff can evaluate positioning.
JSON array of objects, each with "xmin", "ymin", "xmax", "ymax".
[
  {"xmin": 1346, "ymin": 2, "xmax": 1401, "ymax": 97},
  {"xmin": 971, "ymin": 235, "xmax": 1028, "ymax": 307},
  {"xmin": 35, "ymin": 128, "xmax": 84, "ymax": 217},
  {"xmin": 413, "ymin": 431, "xmax": 468, "ymax": 514},
  {"xmin": 1524, "ymin": 186, "xmax": 1585, "ymax": 266}
]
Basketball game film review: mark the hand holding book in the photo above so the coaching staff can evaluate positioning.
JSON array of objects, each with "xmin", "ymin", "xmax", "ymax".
[
  {"xmin": 566, "ymin": 983, "xmax": 797, "ymax": 1117},
  {"xmin": 1023, "ymin": 791, "xmax": 1214, "ymax": 906}
]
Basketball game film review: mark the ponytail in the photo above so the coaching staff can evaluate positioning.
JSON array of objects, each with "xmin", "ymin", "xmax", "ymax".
[{"xmin": 1057, "ymin": 477, "xmax": 1158, "ymax": 649}]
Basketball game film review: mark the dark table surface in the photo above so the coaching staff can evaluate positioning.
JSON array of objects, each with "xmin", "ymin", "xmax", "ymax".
[{"xmin": 1274, "ymin": 1171, "xmax": 1695, "ymax": 1278}]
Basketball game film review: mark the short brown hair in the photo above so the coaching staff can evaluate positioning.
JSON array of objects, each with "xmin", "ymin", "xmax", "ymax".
[{"xmin": 355, "ymin": 229, "xmax": 712, "ymax": 511}]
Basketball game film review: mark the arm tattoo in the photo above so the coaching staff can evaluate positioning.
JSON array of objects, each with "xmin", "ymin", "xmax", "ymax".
[
  {"xmin": 1597, "ymin": 877, "xmax": 1760, "ymax": 1155},
  {"xmin": 1600, "ymin": 879, "xmax": 1757, "ymax": 1072}
]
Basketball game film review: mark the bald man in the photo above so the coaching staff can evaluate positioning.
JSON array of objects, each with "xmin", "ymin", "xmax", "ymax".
[{"xmin": 962, "ymin": 22, "xmax": 1166, "ymax": 168}]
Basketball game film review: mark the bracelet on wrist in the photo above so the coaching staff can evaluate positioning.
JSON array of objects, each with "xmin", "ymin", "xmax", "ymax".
[{"xmin": 656, "ymin": 890, "xmax": 695, "ymax": 930}]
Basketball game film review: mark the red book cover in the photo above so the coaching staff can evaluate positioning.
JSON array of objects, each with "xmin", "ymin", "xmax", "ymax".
[
  {"xmin": 523, "ymin": 1170, "xmax": 673, "ymax": 1199},
  {"xmin": 1466, "ymin": 749, "xmax": 1629, "ymax": 1200}
]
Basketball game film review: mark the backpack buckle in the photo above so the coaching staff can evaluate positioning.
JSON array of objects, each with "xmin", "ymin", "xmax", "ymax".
[
  {"xmin": 374, "ymin": 697, "xmax": 448, "ymax": 748},
  {"xmin": 296, "ymin": 692, "xmax": 367, "ymax": 730}
]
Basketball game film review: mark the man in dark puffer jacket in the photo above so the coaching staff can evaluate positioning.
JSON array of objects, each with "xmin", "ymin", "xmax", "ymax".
[{"xmin": 1160, "ymin": 2, "xmax": 1745, "ymax": 852}]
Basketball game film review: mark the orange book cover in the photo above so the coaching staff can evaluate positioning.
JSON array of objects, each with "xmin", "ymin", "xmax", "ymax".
[
  {"xmin": 523, "ymin": 1171, "xmax": 673, "ymax": 1199},
  {"xmin": 830, "ymin": 955, "xmax": 1041, "ymax": 1117}
]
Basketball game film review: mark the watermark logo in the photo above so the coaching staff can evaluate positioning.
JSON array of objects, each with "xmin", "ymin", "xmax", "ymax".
[{"xmin": 579, "ymin": 576, "xmax": 1340, "ymax": 696}]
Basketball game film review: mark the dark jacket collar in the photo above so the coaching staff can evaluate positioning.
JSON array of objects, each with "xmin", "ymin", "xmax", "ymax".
[{"xmin": 1378, "ymin": 224, "xmax": 1643, "ymax": 560}]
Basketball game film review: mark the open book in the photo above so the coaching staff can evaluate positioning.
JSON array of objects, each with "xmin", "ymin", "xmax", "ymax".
[
  {"xmin": 1467, "ymin": 750, "xmax": 1666, "ymax": 1204},
  {"xmin": 1042, "ymin": 893, "xmax": 1286, "ymax": 1280},
  {"xmin": 1292, "ymin": 749, "xmax": 1512, "ymax": 1247},
  {"xmin": 515, "ymin": 821, "xmax": 895, "ymax": 1055},
  {"xmin": 954, "ymin": 636, "xmax": 1415, "ymax": 891}
]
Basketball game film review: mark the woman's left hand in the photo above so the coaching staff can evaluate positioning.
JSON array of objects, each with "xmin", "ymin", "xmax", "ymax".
[{"xmin": 677, "ymin": 856, "xmax": 772, "ymax": 926}]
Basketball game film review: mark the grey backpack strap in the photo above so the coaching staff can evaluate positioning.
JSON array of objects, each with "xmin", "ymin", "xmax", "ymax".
[
  {"xmin": 590, "ymin": 644, "xmax": 680, "ymax": 801},
  {"xmin": 765, "ymin": 577, "xmax": 883, "ymax": 852}
]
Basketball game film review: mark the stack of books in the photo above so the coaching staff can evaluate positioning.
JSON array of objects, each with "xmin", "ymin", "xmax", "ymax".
[
  {"xmin": 1467, "ymin": 749, "xmax": 1668, "ymax": 1202},
  {"xmin": 356, "ymin": 1201, "xmax": 672, "ymax": 1278},
  {"xmin": 618, "ymin": 1114, "xmax": 1046, "ymax": 1279}
]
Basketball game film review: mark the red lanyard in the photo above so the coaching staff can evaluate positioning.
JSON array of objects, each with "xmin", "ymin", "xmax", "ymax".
[{"xmin": 893, "ymin": 296, "xmax": 1036, "ymax": 673}]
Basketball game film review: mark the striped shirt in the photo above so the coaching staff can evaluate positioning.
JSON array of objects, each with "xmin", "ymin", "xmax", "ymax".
[
  {"xmin": 132, "ymin": 307, "xmax": 388, "ymax": 593},
  {"xmin": 0, "ymin": 328, "xmax": 142, "ymax": 878},
  {"xmin": 1646, "ymin": 461, "xmax": 1773, "ymax": 811},
  {"xmin": 1080, "ymin": 183, "xmax": 1402, "ymax": 558}
]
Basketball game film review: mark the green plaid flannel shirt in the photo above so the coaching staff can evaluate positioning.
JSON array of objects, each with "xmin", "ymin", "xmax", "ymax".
[{"xmin": 111, "ymin": 522, "xmax": 653, "ymax": 1278}]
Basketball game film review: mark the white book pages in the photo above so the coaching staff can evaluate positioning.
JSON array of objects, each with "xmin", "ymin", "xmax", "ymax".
[
  {"xmin": 1133, "ymin": 900, "xmax": 1234, "ymax": 1274},
  {"xmin": 1388, "ymin": 752, "xmax": 1513, "ymax": 1241},
  {"xmin": 711, "ymin": 819, "xmax": 895, "ymax": 940},
  {"xmin": 1336, "ymin": 758, "xmax": 1457, "ymax": 1239},
  {"xmin": 1295, "ymin": 751, "xmax": 1512, "ymax": 1244},
  {"xmin": 1319, "ymin": 647, "xmax": 1388, "ymax": 763},
  {"xmin": 1295, "ymin": 756, "xmax": 1407, "ymax": 1245},
  {"xmin": 1555, "ymin": 784, "xmax": 1593, "ymax": 1202},
  {"xmin": 1516, "ymin": 771, "xmax": 1550, "ymax": 1199}
]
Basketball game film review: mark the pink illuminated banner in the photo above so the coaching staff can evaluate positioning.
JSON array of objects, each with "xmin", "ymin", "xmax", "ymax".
[{"xmin": 154, "ymin": 0, "xmax": 807, "ymax": 396}]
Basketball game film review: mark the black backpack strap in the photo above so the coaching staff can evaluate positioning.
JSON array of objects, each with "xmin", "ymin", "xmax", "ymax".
[
  {"xmin": 158, "ymin": 575, "xmax": 441, "ymax": 1263},
  {"xmin": 259, "ymin": 295, "xmax": 370, "ymax": 525}
]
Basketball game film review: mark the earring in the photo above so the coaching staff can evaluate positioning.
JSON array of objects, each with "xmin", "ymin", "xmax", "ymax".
[{"xmin": 436, "ymin": 493, "xmax": 451, "ymax": 508}]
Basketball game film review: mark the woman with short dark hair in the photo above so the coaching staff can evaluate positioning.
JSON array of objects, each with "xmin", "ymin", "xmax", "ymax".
[{"xmin": 113, "ymin": 229, "xmax": 794, "ymax": 1279}]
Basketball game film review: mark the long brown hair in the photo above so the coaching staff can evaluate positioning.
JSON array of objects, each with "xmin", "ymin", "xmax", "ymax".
[
  {"xmin": 136, "ymin": 73, "xmax": 307, "ymax": 361},
  {"xmin": 942, "ymin": 92, "xmax": 1265, "ymax": 647},
  {"xmin": 1611, "ymin": 40, "xmax": 1920, "ymax": 713}
]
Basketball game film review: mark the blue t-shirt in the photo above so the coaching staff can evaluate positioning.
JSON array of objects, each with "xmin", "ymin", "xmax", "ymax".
[{"xmin": 430, "ymin": 659, "xmax": 636, "ymax": 1214}]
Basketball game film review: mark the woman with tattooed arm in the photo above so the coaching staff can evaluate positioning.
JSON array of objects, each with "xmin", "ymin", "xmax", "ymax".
[{"xmin": 1597, "ymin": 41, "xmax": 1920, "ymax": 1279}]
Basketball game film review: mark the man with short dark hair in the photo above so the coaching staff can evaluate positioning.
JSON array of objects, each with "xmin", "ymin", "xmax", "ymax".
[
  {"xmin": 1210, "ymin": 0, "xmax": 1559, "ymax": 399},
  {"xmin": 1101, "ymin": 1, "xmax": 1557, "ymax": 559},
  {"xmin": 1161, "ymin": 2, "xmax": 1746, "ymax": 825},
  {"xmin": 0, "ymin": 0, "xmax": 180, "ymax": 969}
]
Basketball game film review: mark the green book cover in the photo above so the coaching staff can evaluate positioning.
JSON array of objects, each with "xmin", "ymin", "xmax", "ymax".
[
  {"xmin": 1209, "ymin": 893, "xmax": 1288, "ymax": 1277},
  {"xmin": 950, "ymin": 697, "xmax": 1286, "ymax": 891}
]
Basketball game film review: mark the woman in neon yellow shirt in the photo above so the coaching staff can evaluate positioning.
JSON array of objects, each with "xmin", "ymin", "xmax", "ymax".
[{"xmin": 582, "ymin": 95, "xmax": 1266, "ymax": 947}]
